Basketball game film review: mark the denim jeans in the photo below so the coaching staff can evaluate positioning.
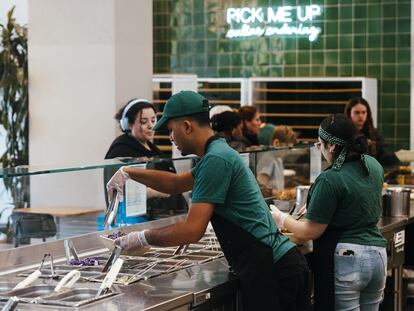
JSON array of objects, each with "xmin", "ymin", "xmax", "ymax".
[{"xmin": 334, "ymin": 243, "xmax": 387, "ymax": 311}]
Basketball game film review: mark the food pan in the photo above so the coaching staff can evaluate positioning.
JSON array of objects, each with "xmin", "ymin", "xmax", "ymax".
[
  {"xmin": 37, "ymin": 288, "xmax": 119, "ymax": 307},
  {"xmin": 2, "ymin": 285, "xmax": 56, "ymax": 302}
]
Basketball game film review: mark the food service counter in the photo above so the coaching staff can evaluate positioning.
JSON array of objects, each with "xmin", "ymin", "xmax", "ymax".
[{"xmin": 0, "ymin": 205, "xmax": 413, "ymax": 311}]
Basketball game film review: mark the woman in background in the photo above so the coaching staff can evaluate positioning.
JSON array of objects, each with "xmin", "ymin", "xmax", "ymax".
[
  {"xmin": 239, "ymin": 106, "xmax": 261, "ymax": 146},
  {"xmin": 211, "ymin": 110, "xmax": 246, "ymax": 151},
  {"xmin": 104, "ymin": 98, "xmax": 187, "ymax": 218},
  {"xmin": 345, "ymin": 97, "xmax": 399, "ymax": 166},
  {"xmin": 105, "ymin": 99, "xmax": 159, "ymax": 159}
]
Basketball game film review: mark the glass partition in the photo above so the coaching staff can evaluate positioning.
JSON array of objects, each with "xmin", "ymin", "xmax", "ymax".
[{"xmin": 0, "ymin": 145, "xmax": 321, "ymax": 249}]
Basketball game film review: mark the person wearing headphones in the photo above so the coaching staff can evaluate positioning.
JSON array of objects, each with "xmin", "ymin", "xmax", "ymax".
[
  {"xmin": 105, "ymin": 99, "xmax": 159, "ymax": 159},
  {"xmin": 104, "ymin": 98, "xmax": 187, "ymax": 218}
]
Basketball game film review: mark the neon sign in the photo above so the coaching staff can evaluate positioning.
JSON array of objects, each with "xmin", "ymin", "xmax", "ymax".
[{"xmin": 225, "ymin": 5, "xmax": 322, "ymax": 42}]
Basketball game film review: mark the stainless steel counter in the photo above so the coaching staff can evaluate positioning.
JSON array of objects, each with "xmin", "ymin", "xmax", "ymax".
[
  {"xmin": 1, "ymin": 204, "xmax": 413, "ymax": 311},
  {"xmin": 0, "ymin": 216, "xmax": 238, "ymax": 310}
]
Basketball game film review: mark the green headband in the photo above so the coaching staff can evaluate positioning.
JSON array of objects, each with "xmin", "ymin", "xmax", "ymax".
[{"xmin": 318, "ymin": 127, "xmax": 369, "ymax": 173}]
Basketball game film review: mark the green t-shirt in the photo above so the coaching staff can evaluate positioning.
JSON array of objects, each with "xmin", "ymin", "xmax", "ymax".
[
  {"xmin": 306, "ymin": 155, "xmax": 387, "ymax": 247},
  {"xmin": 258, "ymin": 123, "xmax": 275, "ymax": 145},
  {"xmin": 191, "ymin": 138, "xmax": 294, "ymax": 263}
]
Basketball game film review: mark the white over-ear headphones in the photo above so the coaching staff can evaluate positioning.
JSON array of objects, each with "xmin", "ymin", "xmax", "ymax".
[{"xmin": 119, "ymin": 98, "xmax": 151, "ymax": 132}]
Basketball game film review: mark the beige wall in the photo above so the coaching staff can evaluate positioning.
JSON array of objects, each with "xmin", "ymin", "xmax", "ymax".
[{"xmin": 28, "ymin": 0, "xmax": 153, "ymax": 208}]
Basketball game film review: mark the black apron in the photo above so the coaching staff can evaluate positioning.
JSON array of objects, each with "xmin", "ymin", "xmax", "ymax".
[
  {"xmin": 204, "ymin": 136, "xmax": 281, "ymax": 310},
  {"xmin": 305, "ymin": 184, "xmax": 341, "ymax": 311}
]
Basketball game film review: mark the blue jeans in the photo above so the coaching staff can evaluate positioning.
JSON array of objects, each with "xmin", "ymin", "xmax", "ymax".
[{"xmin": 334, "ymin": 243, "xmax": 387, "ymax": 311}]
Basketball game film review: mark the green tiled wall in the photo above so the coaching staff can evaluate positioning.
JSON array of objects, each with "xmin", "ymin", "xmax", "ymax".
[{"xmin": 153, "ymin": 0, "xmax": 411, "ymax": 150}]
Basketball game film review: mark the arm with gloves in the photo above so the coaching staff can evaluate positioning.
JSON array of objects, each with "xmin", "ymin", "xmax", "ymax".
[
  {"xmin": 270, "ymin": 204, "xmax": 327, "ymax": 241},
  {"xmin": 115, "ymin": 202, "xmax": 214, "ymax": 251},
  {"xmin": 106, "ymin": 166, "xmax": 194, "ymax": 202}
]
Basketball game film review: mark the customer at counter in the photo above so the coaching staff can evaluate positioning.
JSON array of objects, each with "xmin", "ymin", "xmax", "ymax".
[
  {"xmin": 271, "ymin": 114, "xmax": 387, "ymax": 311},
  {"xmin": 239, "ymin": 106, "xmax": 261, "ymax": 146},
  {"xmin": 257, "ymin": 125, "xmax": 298, "ymax": 190},
  {"xmin": 107, "ymin": 91, "xmax": 310, "ymax": 311},
  {"xmin": 345, "ymin": 97, "xmax": 399, "ymax": 166},
  {"xmin": 104, "ymin": 98, "xmax": 187, "ymax": 218}
]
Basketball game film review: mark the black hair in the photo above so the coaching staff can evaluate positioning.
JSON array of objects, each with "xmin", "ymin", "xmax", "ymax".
[
  {"xmin": 320, "ymin": 114, "xmax": 368, "ymax": 161},
  {"xmin": 239, "ymin": 106, "xmax": 257, "ymax": 122},
  {"xmin": 115, "ymin": 100, "xmax": 157, "ymax": 127},
  {"xmin": 211, "ymin": 111, "xmax": 242, "ymax": 132}
]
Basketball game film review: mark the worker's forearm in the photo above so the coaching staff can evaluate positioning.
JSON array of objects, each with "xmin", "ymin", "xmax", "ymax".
[
  {"xmin": 123, "ymin": 167, "xmax": 179, "ymax": 194},
  {"xmin": 146, "ymin": 222, "xmax": 203, "ymax": 246}
]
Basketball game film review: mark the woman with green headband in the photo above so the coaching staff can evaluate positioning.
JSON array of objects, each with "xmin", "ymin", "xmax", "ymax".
[{"xmin": 271, "ymin": 114, "xmax": 387, "ymax": 311}]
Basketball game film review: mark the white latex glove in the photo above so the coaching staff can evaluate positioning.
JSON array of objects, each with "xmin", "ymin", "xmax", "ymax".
[
  {"xmin": 106, "ymin": 166, "xmax": 130, "ymax": 202},
  {"xmin": 114, "ymin": 230, "xmax": 149, "ymax": 251},
  {"xmin": 269, "ymin": 204, "xmax": 288, "ymax": 229}
]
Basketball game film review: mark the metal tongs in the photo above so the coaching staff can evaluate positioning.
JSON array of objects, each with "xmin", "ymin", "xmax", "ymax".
[
  {"xmin": 104, "ymin": 189, "xmax": 120, "ymax": 228},
  {"xmin": 173, "ymin": 244, "xmax": 189, "ymax": 255},
  {"xmin": 39, "ymin": 253, "xmax": 58, "ymax": 279},
  {"xmin": 96, "ymin": 258, "xmax": 124, "ymax": 297},
  {"xmin": 64, "ymin": 239, "xmax": 79, "ymax": 263},
  {"xmin": 1, "ymin": 296, "xmax": 19, "ymax": 311},
  {"xmin": 102, "ymin": 245, "xmax": 122, "ymax": 273}
]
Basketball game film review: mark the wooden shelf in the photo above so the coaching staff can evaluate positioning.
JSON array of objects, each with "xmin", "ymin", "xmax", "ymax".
[
  {"xmin": 290, "ymin": 125, "xmax": 320, "ymax": 130},
  {"xmin": 159, "ymin": 145, "xmax": 172, "ymax": 152},
  {"xmin": 153, "ymin": 88, "xmax": 172, "ymax": 92},
  {"xmin": 198, "ymin": 88, "xmax": 241, "ymax": 92},
  {"xmin": 209, "ymin": 100, "xmax": 240, "ymax": 105},
  {"xmin": 254, "ymin": 100, "xmax": 347, "ymax": 105},
  {"xmin": 260, "ymin": 113, "xmax": 331, "ymax": 118},
  {"xmin": 254, "ymin": 88, "xmax": 362, "ymax": 93}
]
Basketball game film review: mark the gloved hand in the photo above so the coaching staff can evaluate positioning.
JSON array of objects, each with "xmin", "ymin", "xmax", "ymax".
[
  {"xmin": 114, "ymin": 230, "xmax": 149, "ymax": 251},
  {"xmin": 269, "ymin": 204, "xmax": 288, "ymax": 229},
  {"xmin": 106, "ymin": 166, "xmax": 130, "ymax": 202}
]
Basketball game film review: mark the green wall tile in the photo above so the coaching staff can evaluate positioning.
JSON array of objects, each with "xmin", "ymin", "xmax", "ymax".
[
  {"xmin": 397, "ymin": 3, "xmax": 410, "ymax": 18},
  {"xmin": 383, "ymin": 65, "xmax": 396, "ymax": 78},
  {"xmin": 154, "ymin": 0, "xmax": 411, "ymax": 149},
  {"xmin": 298, "ymin": 52, "xmax": 310, "ymax": 64},
  {"xmin": 325, "ymin": 66, "xmax": 338, "ymax": 76},
  {"xmin": 297, "ymin": 67, "xmax": 310, "ymax": 77},
  {"xmin": 311, "ymin": 52, "xmax": 324, "ymax": 65},
  {"xmin": 354, "ymin": 4, "xmax": 367, "ymax": 19},
  {"xmin": 340, "ymin": 6, "xmax": 353, "ymax": 20},
  {"xmin": 397, "ymin": 110, "xmax": 410, "ymax": 124},
  {"xmin": 284, "ymin": 66, "xmax": 297, "ymax": 77},
  {"xmin": 380, "ymin": 109, "xmax": 395, "ymax": 124},
  {"xmin": 340, "ymin": 21, "xmax": 353, "ymax": 34},
  {"xmin": 383, "ymin": 4, "xmax": 396, "ymax": 18},
  {"xmin": 397, "ymin": 125, "xmax": 410, "ymax": 140},
  {"xmin": 325, "ymin": 51, "xmax": 338, "ymax": 65}
]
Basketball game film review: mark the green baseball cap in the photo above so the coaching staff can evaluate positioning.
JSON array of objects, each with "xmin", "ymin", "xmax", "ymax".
[{"xmin": 153, "ymin": 91, "xmax": 210, "ymax": 131}]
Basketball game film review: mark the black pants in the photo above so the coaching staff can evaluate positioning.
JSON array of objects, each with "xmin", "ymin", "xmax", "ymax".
[{"xmin": 240, "ymin": 247, "xmax": 311, "ymax": 311}]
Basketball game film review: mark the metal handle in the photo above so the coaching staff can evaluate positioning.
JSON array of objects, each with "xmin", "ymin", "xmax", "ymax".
[
  {"xmin": 54, "ymin": 270, "xmax": 81, "ymax": 292},
  {"xmin": 64, "ymin": 239, "xmax": 79, "ymax": 263},
  {"xmin": 1, "ymin": 296, "xmax": 19, "ymax": 311},
  {"xmin": 104, "ymin": 189, "xmax": 119, "ymax": 228}
]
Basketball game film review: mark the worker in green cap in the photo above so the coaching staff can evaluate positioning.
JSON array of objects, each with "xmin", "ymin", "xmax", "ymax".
[{"xmin": 107, "ymin": 90, "xmax": 310, "ymax": 310}]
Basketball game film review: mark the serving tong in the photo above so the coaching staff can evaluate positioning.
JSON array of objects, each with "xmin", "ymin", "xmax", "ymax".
[
  {"xmin": 64, "ymin": 239, "xmax": 79, "ymax": 263},
  {"xmin": 1, "ymin": 296, "xmax": 19, "ymax": 311},
  {"xmin": 102, "ymin": 246, "xmax": 122, "ymax": 273},
  {"xmin": 104, "ymin": 189, "xmax": 120, "ymax": 228}
]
